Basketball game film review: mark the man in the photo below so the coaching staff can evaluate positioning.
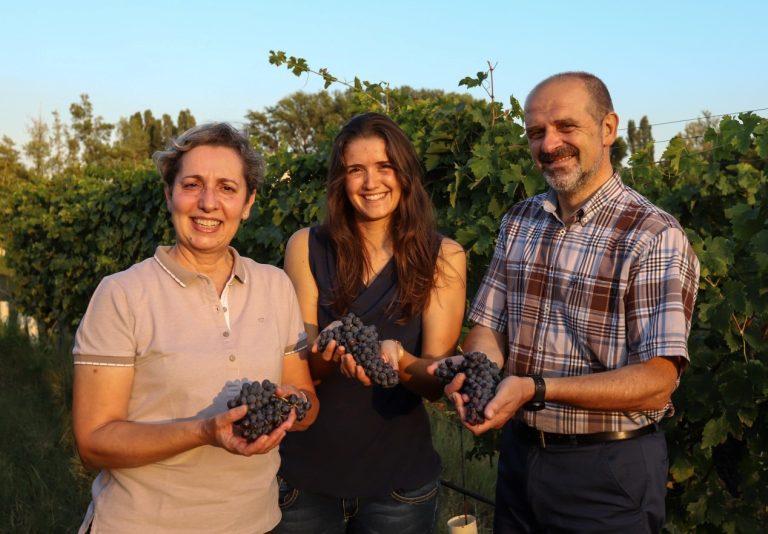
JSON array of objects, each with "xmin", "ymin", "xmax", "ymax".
[{"xmin": 442, "ymin": 72, "xmax": 700, "ymax": 532}]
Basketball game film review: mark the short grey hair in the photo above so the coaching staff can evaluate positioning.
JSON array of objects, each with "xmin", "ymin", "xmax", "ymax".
[{"xmin": 153, "ymin": 122, "xmax": 264, "ymax": 196}]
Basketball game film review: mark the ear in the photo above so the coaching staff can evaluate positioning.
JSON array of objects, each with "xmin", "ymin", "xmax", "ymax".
[
  {"xmin": 240, "ymin": 191, "xmax": 257, "ymax": 221},
  {"xmin": 602, "ymin": 112, "xmax": 619, "ymax": 147}
]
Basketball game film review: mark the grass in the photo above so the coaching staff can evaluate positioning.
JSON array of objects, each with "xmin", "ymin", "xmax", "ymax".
[
  {"xmin": 0, "ymin": 323, "xmax": 93, "ymax": 533},
  {"xmin": 428, "ymin": 401, "xmax": 498, "ymax": 534},
  {"xmin": 0, "ymin": 322, "xmax": 497, "ymax": 533}
]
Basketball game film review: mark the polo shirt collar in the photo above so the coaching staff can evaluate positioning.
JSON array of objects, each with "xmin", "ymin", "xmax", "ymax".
[
  {"xmin": 540, "ymin": 171, "xmax": 624, "ymax": 226},
  {"xmin": 153, "ymin": 246, "xmax": 247, "ymax": 287}
]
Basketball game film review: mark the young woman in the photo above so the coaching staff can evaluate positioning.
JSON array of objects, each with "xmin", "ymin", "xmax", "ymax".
[{"xmin": 276, "ymin": 112, "xmax": 466, "ymax": 533}]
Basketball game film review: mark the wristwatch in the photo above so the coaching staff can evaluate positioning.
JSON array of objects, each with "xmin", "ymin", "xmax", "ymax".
[{"xmin": 523, "ymin": 374, "xmax": 546, "ymax": 411}]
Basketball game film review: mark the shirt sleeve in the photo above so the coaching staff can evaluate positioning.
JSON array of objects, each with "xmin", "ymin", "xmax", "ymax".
[
  {"xmin": 625, "ymin": 226, "xmax": 700, "ymax": 365},
  {"xmin": 73, "ymin": 275, "xmax": 137, "ymax": 367},
  {"xmin": 468, "ymin": 213, "xmax": 511, "ymax": 333}
]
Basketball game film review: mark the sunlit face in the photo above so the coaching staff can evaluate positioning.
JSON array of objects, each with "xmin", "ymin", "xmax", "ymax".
[
  {"xmin": 524, "ymin": 78, "xmax": 615, "ymax": 195},
  {"xmin": 164, "ymin": 145, "xmax": 255, "ymax": 258},
  {"xmin": 343, "ymin": 136, "xmax": 402, "ymax": 224}
]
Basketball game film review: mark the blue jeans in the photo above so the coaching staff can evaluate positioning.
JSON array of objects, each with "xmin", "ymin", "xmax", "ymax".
[{"xmin": 273, "ymin": 476, "xmax": 439, "ymax": 534}]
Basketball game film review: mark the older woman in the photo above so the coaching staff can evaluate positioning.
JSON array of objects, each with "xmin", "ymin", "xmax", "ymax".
[
  {"xmin": 276, "ymin": 113, "xmax": 466, "ymax": 533},
  {"xmin": 72, "ymin": 122, "xmax": 317, "ymax": 534}
]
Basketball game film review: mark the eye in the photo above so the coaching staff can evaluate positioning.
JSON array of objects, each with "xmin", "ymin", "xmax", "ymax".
[
  {"xmin": 526, "ymin": 129, "xmax": 544, "ymax": 140},
  {"xmin": 347, "ymin": 166, "xmax": 364, "ymax": 176},
  {"xmin": 181, "ymin": 180, "xmax": 201, "ymax": 190}
]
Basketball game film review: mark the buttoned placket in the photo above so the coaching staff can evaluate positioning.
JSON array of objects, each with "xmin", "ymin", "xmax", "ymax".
[
  {"xmin": 200, "ymin": 274, "xmax": 239, "ymax": 370},
  {"xmin": 534, "ymin": 222, "xmax": 567, "ymax": 366}
]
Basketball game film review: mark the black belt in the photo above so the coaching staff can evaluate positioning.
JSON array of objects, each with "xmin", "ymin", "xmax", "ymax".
[{"xmin": 519, "ymin": 422, "xmax": 659, "ymax": 448}]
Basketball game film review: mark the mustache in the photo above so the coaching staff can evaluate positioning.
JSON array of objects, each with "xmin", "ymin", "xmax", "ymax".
[{"xmin": 539, "ymin": 146, "xmax": 578, "ymax": 163}]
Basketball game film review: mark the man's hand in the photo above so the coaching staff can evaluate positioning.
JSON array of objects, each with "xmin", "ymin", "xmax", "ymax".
[{"xmin": 445, "ymin": 375, "xmax": 535, "ymax": 436}]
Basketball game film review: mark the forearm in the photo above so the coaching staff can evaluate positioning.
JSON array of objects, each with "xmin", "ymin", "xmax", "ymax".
[
  {"xmin": 543, "ymin": 357, "xmax": 679, "ymax": 412},
  {"xmin": 398, "ymin": 353, "xmax": 445, "ymax": 401},
  {"xmin": 76, "ymin": 418, "xmax": 210, "ymax": 470},
  {"xmin": 288, "ymin": 388, "xmax": 319, "ymax": 431},
  {"xmin": 461, "ymin": 324, "xmax": 507, "ymax": 368}
]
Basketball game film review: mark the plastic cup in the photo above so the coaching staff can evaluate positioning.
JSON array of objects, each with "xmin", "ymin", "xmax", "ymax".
[{"xmin": 447, "ymin": 513, "xmax": 478, "ymax": 534}]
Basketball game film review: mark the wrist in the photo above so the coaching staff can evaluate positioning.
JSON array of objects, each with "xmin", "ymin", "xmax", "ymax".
[
  {"xmin": 382, "ymin": 339, "xmax": 405, "ymax": 363},
  {"xmin": 394, "ymin": 340, "xmax": 405, "ymax": 362},
  {"xmin": 523, "ymin": 374, "xmax": 546, "ymax": 411}
]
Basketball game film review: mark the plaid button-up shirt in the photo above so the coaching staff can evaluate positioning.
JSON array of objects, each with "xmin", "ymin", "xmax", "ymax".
[{"xmin": 469, "ymin": 172, "xmax": 700, "ymax": 433}]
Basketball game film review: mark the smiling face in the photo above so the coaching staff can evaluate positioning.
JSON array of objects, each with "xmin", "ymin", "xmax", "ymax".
[
  {"xmin": 524, "ymin": 77, "xmax": 617, "ymax": 197},
  {"xmin": 165, "ymin": 144, "xmax": 255, "ymax": 260},
  {"xmin": 343, "ymin": 136, "xmax": 402, "ymax": 225}
]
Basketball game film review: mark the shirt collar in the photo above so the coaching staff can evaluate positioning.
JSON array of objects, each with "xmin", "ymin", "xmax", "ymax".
[
  {"xmin": 539, "ymin": 171, "xmax": 624, "ymax": 226},
  {"xmin": 153, "ymin": 246, "xmax": 248, "ymax": 287}
]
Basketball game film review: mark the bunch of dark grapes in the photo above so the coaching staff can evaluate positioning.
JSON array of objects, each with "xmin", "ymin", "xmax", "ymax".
[
  {"xmin": 317, "ymin": 312, "xmax": 399, "ymax": 388},
  {"xmin": 227, "ymin": 379, "xmax": 312, "ymax": 442},
  {"xmin": 435, "ymin": 351, "xmax": 501, "ymax": 425}
]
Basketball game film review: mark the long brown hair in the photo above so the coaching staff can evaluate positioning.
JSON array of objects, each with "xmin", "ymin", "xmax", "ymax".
[{"xmin": 323, "ymin": 112, "xmax": 440, "ymax": 322}]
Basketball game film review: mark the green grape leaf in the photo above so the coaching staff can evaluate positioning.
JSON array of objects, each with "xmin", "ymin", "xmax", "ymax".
[{"xmin": 701, "ymin": 416, "xmax": 729, "ymax": 449}]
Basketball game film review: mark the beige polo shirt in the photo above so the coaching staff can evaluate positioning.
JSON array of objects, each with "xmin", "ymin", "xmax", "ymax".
[{"xmin": 74, "ymin": 246, "xmax": 307, "ymax": 534}]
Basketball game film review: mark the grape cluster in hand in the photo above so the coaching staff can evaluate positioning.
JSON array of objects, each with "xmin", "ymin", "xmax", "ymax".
[
  {"xmin": 317, "ymin": 312, "xmax": 399, "ymax": 388},
  {"xmin": 227, "ymin": 379, "xmax": 311, "ymax": 441},
  {"xmin": 435, "ymin": 352, "xmax": 501, "ymax": 425}
]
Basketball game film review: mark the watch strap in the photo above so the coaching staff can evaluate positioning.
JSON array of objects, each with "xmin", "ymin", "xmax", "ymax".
[{"xmin": 524, "ymin": 374, "xmax": 546, "ymax": 411}]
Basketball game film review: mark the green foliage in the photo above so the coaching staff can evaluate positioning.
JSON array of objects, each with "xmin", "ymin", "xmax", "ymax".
[
  {"xmin": 625, "ymin": 112, "xmax": 768, "ymax": 532},
  {"xmin": 0, "ymin": 166, "xmax": 172, "ymax": 339}
]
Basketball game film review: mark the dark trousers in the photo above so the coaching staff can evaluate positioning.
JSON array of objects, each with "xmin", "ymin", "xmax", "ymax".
[{"xmin": 494, "ymin": 421, "xmax": 668, "ymax": 534}]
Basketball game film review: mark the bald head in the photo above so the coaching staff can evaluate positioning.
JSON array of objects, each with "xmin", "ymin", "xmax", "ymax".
[{"xmin": 525, "ymin": 72, "xmax": 614, "ymax": 124}]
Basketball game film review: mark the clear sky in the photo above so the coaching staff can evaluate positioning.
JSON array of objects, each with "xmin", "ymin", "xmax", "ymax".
[{"xmin": 2, "ymin": 0, "xmax": 766, "ymax": 159}]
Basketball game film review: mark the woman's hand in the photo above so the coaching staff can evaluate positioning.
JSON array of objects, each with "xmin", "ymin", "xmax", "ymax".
[
  {"xmin": 338, "ymin": 339, "xmax": 402, "ymax": 386},
  {"xmin": 311, "ymin": 320, "xmax": 345, "ymax": 362},
  {"xmin": 204, "ymin": 404, "xmax": 296, "ymax": 456}
]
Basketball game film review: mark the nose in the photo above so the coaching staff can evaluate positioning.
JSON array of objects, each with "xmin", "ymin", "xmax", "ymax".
[
  {"xmin": 362, "ymin": 169, "xmax": 381, "ymax": 189},
  {"xmin": 198, "ymin": 185, "xmax": 217, "ymax": 211},
  {"xmin": 540, "ymin": 128, "xmax": 562, "ymax": 154}
]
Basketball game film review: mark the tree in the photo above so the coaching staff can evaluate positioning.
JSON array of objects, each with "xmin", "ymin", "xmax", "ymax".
[
  {"xmin": 48, "ymin": 111, "xmax": 75, "ymax": 177},
  {"xmin": 69, "ymin": 94, "xmax": 114, "ymax": 166},
  {"xmin": 627, "ymin": 115, "xmax": 654, "ymax": 161},
  {"xmin": 23, "ymin": 116, "xmax": 51, "ymax": 178},
  {"xmin": 0, "ymin": 136, "xmax": 23, "ymax": 190},
  {"xmin": 610, "ymin": 136, "xmax": 628, "ymax": 168},
  {"xmin": 681, "ymin": 110, "xmax": 720, "ymax": 152},
  {"xmin": 177, "ymin": 109, "xmax": 196, "ymax": 133},
  {"xmin": 116, "ymin": 112, "xmax": 150, "ymax": 164},
  {"xmin": 246, "ymin": 90, "xmax": 355, "ymax": 154},
  {"xmin": 114, "ymin": 109, "xmax": 198, "ymax": 164}
]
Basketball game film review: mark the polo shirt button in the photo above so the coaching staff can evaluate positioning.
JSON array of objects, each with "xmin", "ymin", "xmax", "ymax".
[
  {"xmin": 223, "ymin": 331, "xmax": 230, "ymax": 338},
  {"xmin": 229, "ymin": 354, "xmax": 236, "ymax": 362},
  {"xmin": 537, "ymin": 345, "xmax": 543, "ymax": 351}
]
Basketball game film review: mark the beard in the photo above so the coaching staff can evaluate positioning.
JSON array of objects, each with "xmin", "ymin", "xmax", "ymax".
[{"xmin": 540, "ymin": 146, "xmax": 603, "ymax": 195}]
